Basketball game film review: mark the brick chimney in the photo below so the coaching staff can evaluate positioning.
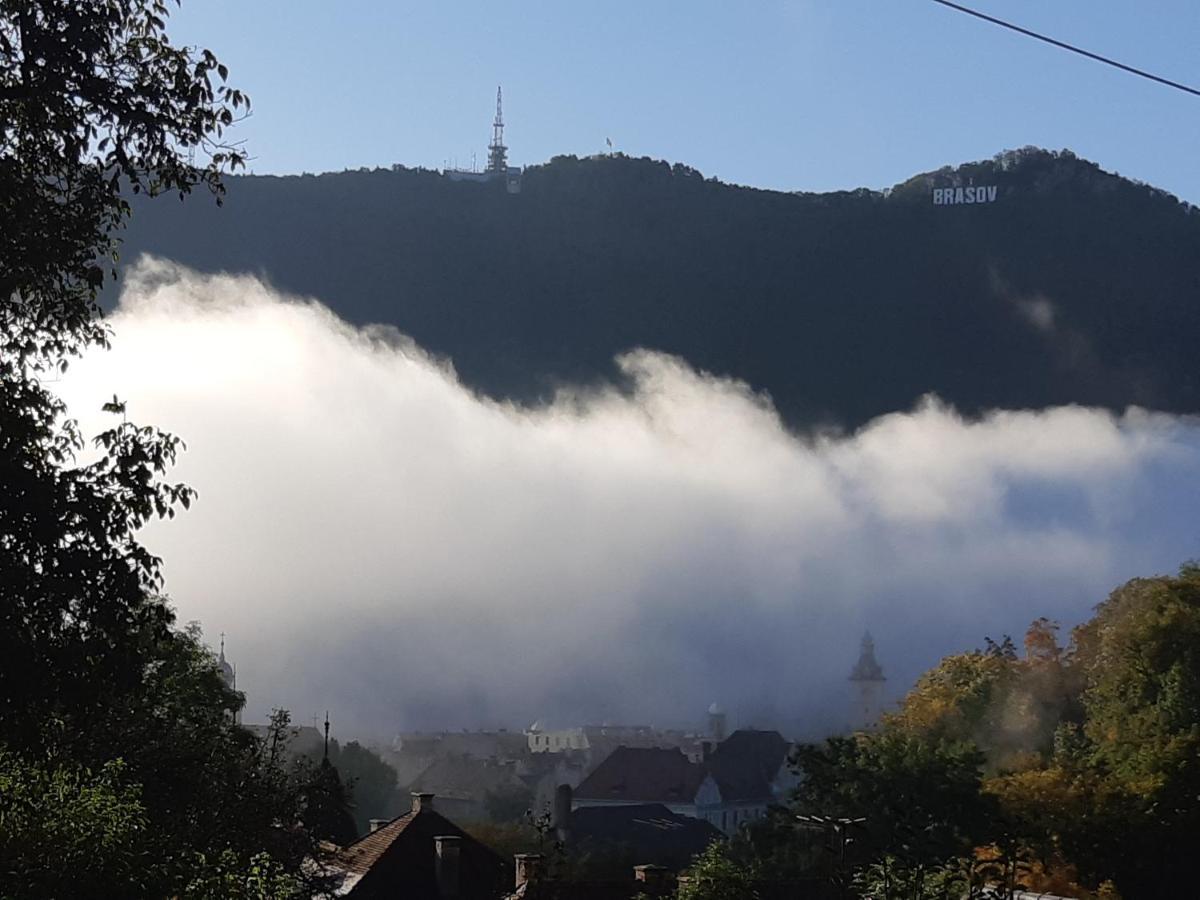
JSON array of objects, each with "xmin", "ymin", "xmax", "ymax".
[
  {"xmin": 412, "ymin": 791, "xmax": 435, "ymax": 813},
  {"xmin": 514, "ymin": 853, "xmax": 543, "ymax": 889},
  {"xmin": 434, "ymin": 835, "xmax": 461, "ymax": 898}
]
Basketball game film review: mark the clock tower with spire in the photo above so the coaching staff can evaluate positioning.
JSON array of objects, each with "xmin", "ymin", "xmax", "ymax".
[{"xmin": 848, "ymin": 631, "xmax": 886, "ymax": 732}]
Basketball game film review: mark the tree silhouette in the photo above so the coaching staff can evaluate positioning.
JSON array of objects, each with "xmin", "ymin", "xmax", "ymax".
[{"xmin": 0, "ymin": 2, "xmax": 326, "ymax": 896}]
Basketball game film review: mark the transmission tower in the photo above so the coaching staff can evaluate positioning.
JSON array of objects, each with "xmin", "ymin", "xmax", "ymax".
[{"xmin": 486, "ymin": 85, "xmax": 508, "ymax": 174}]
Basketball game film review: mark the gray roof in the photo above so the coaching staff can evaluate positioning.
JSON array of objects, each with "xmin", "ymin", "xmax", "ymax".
[{"xmin": 574, "ymin": 748, "xmax": 706, "ymax": 804}]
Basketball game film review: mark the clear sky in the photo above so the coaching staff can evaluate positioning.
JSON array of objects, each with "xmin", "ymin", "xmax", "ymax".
[{"xmin": 169, "ymin": 1, "xmax": 1200, "ymax": 201}]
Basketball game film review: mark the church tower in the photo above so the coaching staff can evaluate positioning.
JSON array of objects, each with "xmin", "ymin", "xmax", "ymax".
[
  {"xmin": 218, "ymin": 634, "xmax": 241, "ymax": 724},
  {"xmin": 848, "ymin": 631, "xmax": 886, "ymax": 732}
]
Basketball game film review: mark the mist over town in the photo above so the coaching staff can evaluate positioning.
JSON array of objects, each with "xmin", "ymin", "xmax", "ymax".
[{"xmin": 62, "ymin": 259, "xmax": 1200, "ymax": 740}]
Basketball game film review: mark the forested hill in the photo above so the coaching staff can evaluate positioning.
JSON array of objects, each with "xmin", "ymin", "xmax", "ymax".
[{"xmin": 114, "ymin": 147, "xmax": 1200, "ymax": 428}]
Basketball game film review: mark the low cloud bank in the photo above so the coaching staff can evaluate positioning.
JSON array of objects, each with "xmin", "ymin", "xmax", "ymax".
[{"xmin": 59, "ymin": 259, "xmax": 1200, "ymax": 739}]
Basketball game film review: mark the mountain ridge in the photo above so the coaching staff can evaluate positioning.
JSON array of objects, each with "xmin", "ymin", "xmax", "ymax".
[{"xmin": 112, "ymin": 146, "xmax": 1200, "ymax": 428}]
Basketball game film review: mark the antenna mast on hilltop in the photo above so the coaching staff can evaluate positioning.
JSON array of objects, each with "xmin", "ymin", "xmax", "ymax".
[{"xmin": 487, "ymin": 85, "xmax": 508, "ymax": 174}]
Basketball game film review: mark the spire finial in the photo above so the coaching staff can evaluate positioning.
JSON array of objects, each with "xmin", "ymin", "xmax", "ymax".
[
  {"xmin": 219, "ymin": 631, "xmax": 226, "ymax": 661},
  {"xmin": 323, "ymin": 711, "xmax": 331, "ymax": 762}
]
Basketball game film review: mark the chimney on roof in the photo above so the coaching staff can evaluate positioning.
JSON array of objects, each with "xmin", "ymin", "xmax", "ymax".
[
  {"xmin": 514, "ymin": 853, "xmax": 542, "ymax": 889},
  {"xmin": 369, "ymin": 818, "xmax": 389, "ymax": 833},
  {"xmin": 413, "ymin": 791, "xmax": 435, "ymax": 813},
  {"xmin": 553, "ymin": 783, "xmax": 572, "ymax": 844},
  {"xmin": 434, "ymin": 835, "xmax": 461, "ymax": 898}
]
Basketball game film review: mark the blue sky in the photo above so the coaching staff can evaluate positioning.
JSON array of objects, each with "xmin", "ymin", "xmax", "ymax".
[{"xmin": 171, "ymin": 1, "xmax": 1200, "ymax": 200}]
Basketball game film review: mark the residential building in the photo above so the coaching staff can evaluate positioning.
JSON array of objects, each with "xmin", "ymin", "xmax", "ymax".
[
  {"xmin": 322, "ymin": 792, "xmax": 507, "ymax": 899},
  {"xmin": 408, "ymin": 755, "xmax": 529, "ymax": 823},
  {"xmin": 705, "ymin": 729, "xmax": 797, "ymax": 809},
  {"xmin": 553, "ymin": 781, "xmax": 722, "ymax": 871},
  {"xmin": 572, "ymin": 730, "xmax": 795, "ymax": 835}
]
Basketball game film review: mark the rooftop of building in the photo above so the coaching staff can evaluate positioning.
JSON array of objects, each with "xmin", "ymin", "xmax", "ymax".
[
  {"xmin": 408, "ymin": 754, "xmax": 526, "ymax": 802},
  {"xmin": 705, "ymin": 729, "xmax": 791, "ymax": 803},
  {"xmin": 323, "ymin": 793, "xmax": 506, "ymax": 899},
  {"xmin": 574, "ymin": 730, "xmax": 791, "ymax": 807},
  {"xmin": 568, "ymin": 803, "xmax": 723, "ymax": 869},
  {"xmin": 573, "ymin": 747, "xmax": 707, "ymax": 805}
]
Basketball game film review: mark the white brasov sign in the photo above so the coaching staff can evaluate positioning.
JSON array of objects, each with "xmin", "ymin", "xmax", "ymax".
[{"xmin": 933, "ymin": 185, "xmax": 998, "ymax": 206}]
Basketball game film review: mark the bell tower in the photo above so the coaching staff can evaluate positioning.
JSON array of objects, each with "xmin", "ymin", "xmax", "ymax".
[
  {"xmin": 218, "ymin": 633, "xmax": 242, "ymax": 725},
  {"xmin": 848, "ymin": 631, "xmax": 886, "ymax": 732}
]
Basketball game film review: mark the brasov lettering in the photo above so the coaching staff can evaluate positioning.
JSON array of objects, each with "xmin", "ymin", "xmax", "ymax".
[{"xmin": 933, "ymin": 185, "xmax": 999, "ymax": 205}]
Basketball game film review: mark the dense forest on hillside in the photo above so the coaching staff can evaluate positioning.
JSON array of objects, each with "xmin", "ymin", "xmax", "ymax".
[{"xmin": 114, "ymin": 148, "xmax": 1200, "ymax": 428}]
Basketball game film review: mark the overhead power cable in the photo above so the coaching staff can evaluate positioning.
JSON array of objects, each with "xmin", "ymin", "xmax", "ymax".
[{"xmin": 928, "ymin": 0, "xmax": 1200, "ymax": 98}]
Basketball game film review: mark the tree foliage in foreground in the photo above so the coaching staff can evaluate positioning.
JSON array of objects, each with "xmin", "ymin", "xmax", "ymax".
[
  {"xmin": 769, "ymin": 564, "xmax": 1200, "ymax": 900},
  {"xmin": 0, "ymin": 1, "xmax": 346, "ymax": 896},
  {"xmin": 792, "ymin": 732, "xmax": 990, "ymax": 870},
  {"xmin": 1, "ymin": 0, "xmax": 248, "ymax": 360},
  {"xmin": 0, "ymin": 755, "xmax": 146, "ymax": 894},
  {"xmin": 676, "ymin": 842, "xmax": 759, "ymax": 900},
  {"xmin": 311, "ymin": 739, "xmax": 402, "ymax": 838}
]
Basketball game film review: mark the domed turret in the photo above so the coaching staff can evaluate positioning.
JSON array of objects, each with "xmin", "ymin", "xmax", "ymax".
[
  {"xmin": 707, "ymin": 701, "xmax": 727, "ymax": 742},
  {"xmin": 218, "ymin": 644, "xmax": 234, "ymax": 686}
]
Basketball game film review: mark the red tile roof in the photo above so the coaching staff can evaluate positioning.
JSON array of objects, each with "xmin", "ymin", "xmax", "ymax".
[{"xmin": 335, "ymin": 812, "xmax": 418, "ymax": 878}]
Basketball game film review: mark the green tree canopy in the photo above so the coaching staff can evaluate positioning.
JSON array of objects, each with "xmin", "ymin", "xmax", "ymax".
[
  {"xmin": 791, "ymin": 731, "xmax": 991, "ymax": 870},
  {"xmin": 1064, "ymin": 564, "xmax": 1200, "ymax": 895},
  {"xmin": 1, "ymin": 0, "xmax": 247, "ymax": 360},
  {"xmin": 779, "ymin": 565, "xmax": 1200, "ymax": 899},
  {"xmin": 0, "ymin": 2, "xmax": 335, "ymax": 896},
  {"xmin": 0, "ymin": 755, "xmax": 147, "ymax": 897},
  {"xmin": 323, "ymin": 740, "xmax": 401, "ymax": 836}
]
